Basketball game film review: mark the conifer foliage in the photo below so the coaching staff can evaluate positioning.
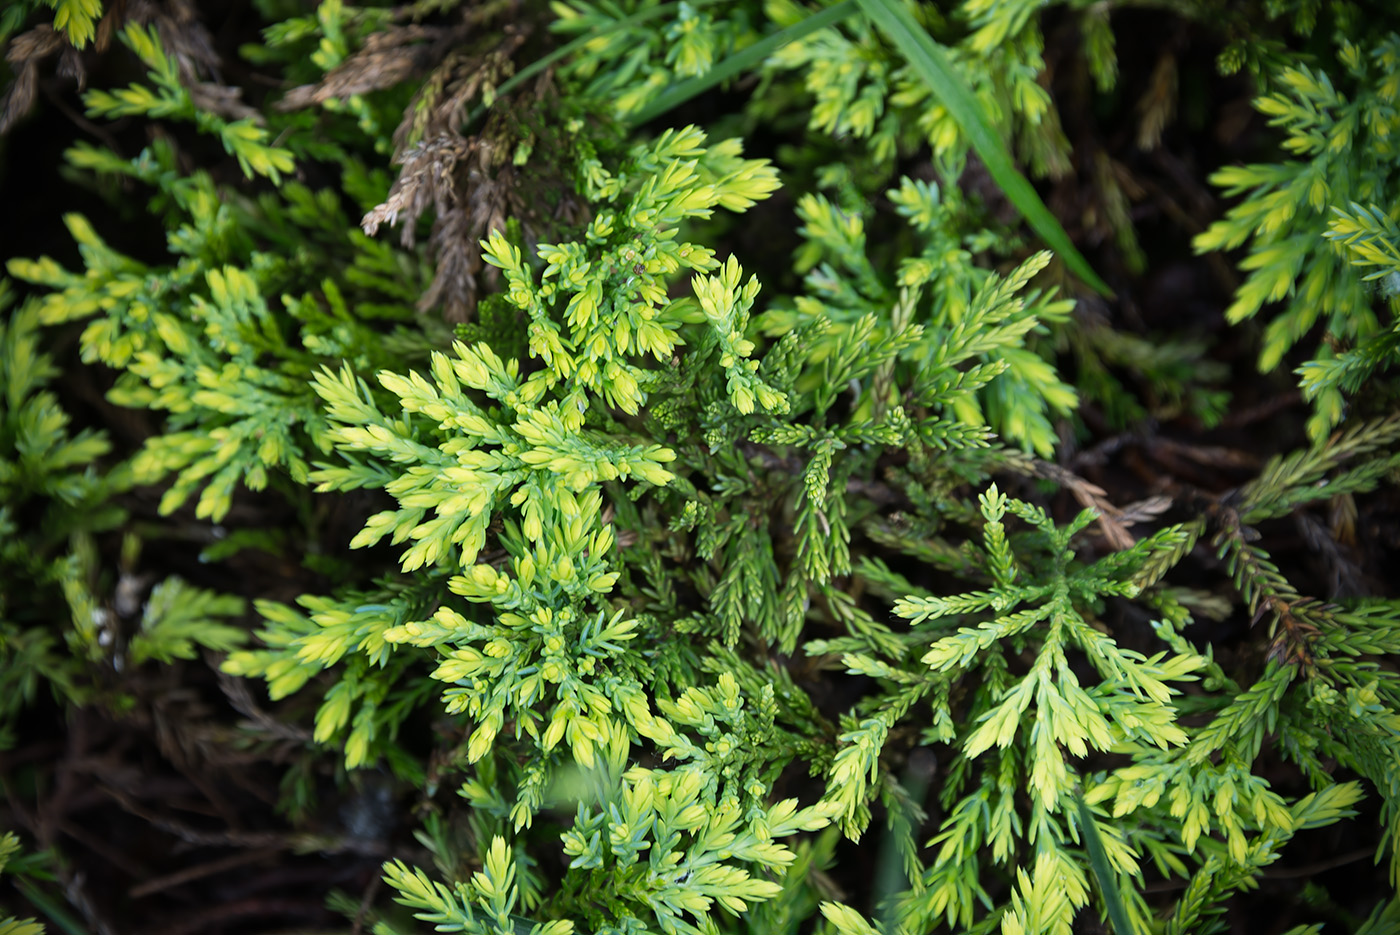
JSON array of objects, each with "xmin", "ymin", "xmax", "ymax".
[{"xmin": 1, "ymin": 1, "xmax": 1399, "ymax": 934}]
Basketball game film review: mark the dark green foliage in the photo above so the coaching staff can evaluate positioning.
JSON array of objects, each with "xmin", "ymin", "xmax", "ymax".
[
  {"xmin": 0, "ymin": 278, "xmax": 248, "ymax": 752},
  {"xmin": 0, "ymin": 283, "xmax": 118, "ymax": 748}
]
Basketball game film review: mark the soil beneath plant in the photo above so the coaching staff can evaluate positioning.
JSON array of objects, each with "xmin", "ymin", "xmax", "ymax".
[{"xmin": 2, "ymin": 4, "xmax": 1396, "ymax": 934}]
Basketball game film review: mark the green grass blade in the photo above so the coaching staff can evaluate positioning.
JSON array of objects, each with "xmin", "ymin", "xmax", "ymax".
[
  {"xmin": 1074, "ymin": 792, "xmax": 1137, "ymax": 935},
  {"xmin": 629, "ymin": 0, "xmax": 860, "ymax": 125},
  {"xmin": 853, "ymin": 0, "xmax": 1112, "ymax": 296},
  {"xmin": 13, "ymin": 878, "xmax": 89, "ymax": 935}
]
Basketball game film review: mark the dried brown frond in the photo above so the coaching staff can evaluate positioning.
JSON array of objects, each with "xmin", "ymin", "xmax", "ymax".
[
  {"xmin": 1137, "ymin": 51, "xmax": 1179, "ymax": 151},
  {"xmin": 420, "ymin": 203, "xmax": 480, "ymax": 323},
  {"xmin": 362, "ymin": 132, "xmax": 473, "ymax": 244},
  {"xmin": 1295, "ymin": 509, "xmax": 1366, "ymax": 598},
  {"xmin": 359, "ymin": 25, "xmax": 534, "ymax": 323},
  {"xmin": 1329, "ymin": 491, "xmax": 1357, "ymax": 546},
  {"xmin": 391, "ymin": 29, "xmax": 528, "ymax": 156},
  {"xmin": 1116, "ymin": 494, "xmax": 1174, "ymax": 525},
  {"xmin": 426, "ymin": 153, "xmax": 515, "ymax": 321},
  {"xmin": 363, "ymin": 132, "xmax": 513, "ymax": 322},
  {"xmin": 0, "ymin": 25, "xmax": 64, "ymax": 134},
  {"xmin": 277, "ymin": 23, "xmax": 463, "ymax": 112},
  {"xmin": 56, "ymin": 44, "xmax": 85, "ymax": 84},
  {"xmin": 94, "ymin": 0, "xmax": 129, "ymax": 52},
  {"xmin": 1021, "ymin": 457, "xmax": 1142, "ymax": 549},
  {"xmin": 187, "ymin": 81, "xmax": 260, "ymax": 122},
  {"xmin": 143, "ymin": 0, "xmax": 221, "ymax": 83},
  {"xmin": 142, "ymin": 0, "xmax": 263, "ymax": 126},
  {"xmin": 1262, "ymin": 595, "xmax": 1327, "ymax": 671},
  {"xmin": 398, "ymin": 0, "xmax": 473, "ymax": 21}
]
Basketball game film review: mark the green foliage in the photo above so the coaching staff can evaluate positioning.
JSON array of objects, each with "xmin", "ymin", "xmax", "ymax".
[
  {"xmin": 0, "ymin": 283, "xmax": 115, "ymax": 533},
  {"xmin": 1074, "ymin": 792, "xmax": 1134, "ymax": 935},
  {"xmin": 808, "ymin": 485, "xmax": 1206, "ymax": 935},
  {"xmin": 1298, "ymin": 202, "xmax": 1400, "ymax": 408},
  {"xmin": 0, "ymin": 281, "xmax": 248, "ymax": 760},
  {"xmin": 548, "ymin": 0, "xmax": 1104, "ymax": 291},
  {"xmin": 382, "ymin": 837, "xmax": 573, "ymax": 935},
  {"xmin": 45, "ymin": 0, "xmax": 101, "ymax": 48},
  {"xmin": 849, "ymin": 0, "xmax": 1108, "ymax": 294},
  {"xmin": 0, "ymin": 1, "xmax": 102, "ymax": 48},
  {"xmin": 766, "ymin": 181, "xmax": 1077, "ymax": 456},
  {"xmin": 84, "ymin": 24, "xmax": 293, "ymax": 181},
  {"xmin": 0, "ymin": 283, "xmax": 124, "ymax": 748},
  {"xmin": 3, "ymin": 1, "xmax": 1400, "ymax": 934},
  {"xmin": 559, "ymin": 768, "xmax": 838, "ymax": 933},
  {"xmin": 756, "ymin": 0, "xmax": 1074, "ymax": 181},
  {"xmin": 224, "ymin": 127, "xmax": 783, "ymax": 786},
  {"xmin": 1195, "ymin": 31, "xmax": 1400, "ymax": 437},
  {"xmin": 126, "ymin": 577, "xmax": 246, "ymax": 665},
  {"xmin": 550, "ymin": 0, "xmax": 761, "ymax": 118},
  {"xmin": 628, "ymin": 0, "xmax": 860, "ymax": 125},
  {"xmin": 8, "ymin": 125, "xmax": 429, "ymax": 521}
]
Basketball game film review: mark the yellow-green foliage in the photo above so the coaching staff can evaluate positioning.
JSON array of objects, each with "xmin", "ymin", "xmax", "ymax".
[
  {"xmin": 1196, "ymin": 32, "xmax": 1400, "ymax": 437},
  {"xmin": 3, "ymin": 4, "xmax": 1400, "ymax": 935},
  {"xmin": 8, "ymin": 136, "xmax": 428, "ymax": 521},
  {"xmin": 0, "ymin": 1, "xmax": 103, "ymax": 49}
]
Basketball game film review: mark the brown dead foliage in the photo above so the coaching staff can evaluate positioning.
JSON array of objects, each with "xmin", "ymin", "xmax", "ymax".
[
  {"xmin": 1, "ymin": 24, "xmax": 65, "ymax": 134},
  {"xmin": 276, "ymin": 23, "xmax": 464, "ymax": 112},
  {"xmin": 273, "ymin": 0, "xmax": 518, "ymax": 112},
  {"xmin": 362, "ymin": 132, "xmax": 516, "ymax": 322},
  {"xmin": 142, "ymin": 0, "xmax": 221, "ymax": 82},
  {"xmin": 356, "ymin": 23, "xmax": 535, "ymax": 323},
  {"xmin": 274, "ymin": 2, "xmax": 540, "ymax": 323}
]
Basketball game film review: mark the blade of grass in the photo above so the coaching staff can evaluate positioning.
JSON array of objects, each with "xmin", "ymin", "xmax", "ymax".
[
  {"xmin": 853, "ymin": 0, "xmax": 1113, "ymax": 296},
  {"xmin": 13, "ymin": 878, "xmax": 89, "ymax": 935},
  {"xmin": 629, "ymin": 0, "xmax": 859, "ymax": 125},
  {"xmin": 1074, "ymin": 791, "xmax": 1137, "ymax": 935}
]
